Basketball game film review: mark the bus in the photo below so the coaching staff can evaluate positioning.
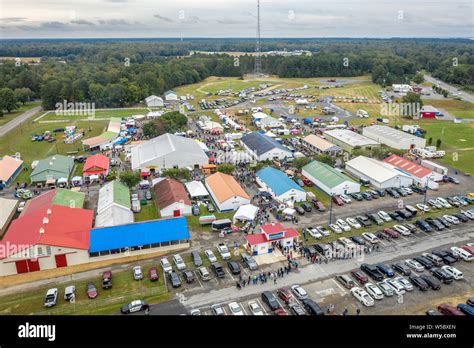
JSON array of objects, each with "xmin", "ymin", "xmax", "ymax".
[{"xmin": 212, "ymin": 219, "xmax": 232, "ymax": 231}]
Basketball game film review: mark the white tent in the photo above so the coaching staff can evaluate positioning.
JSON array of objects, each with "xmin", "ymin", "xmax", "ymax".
[
  {"xmin": 184, "ymin": 181, "xmax": 209, "ymax": 199},
  {"xmin": 233, "ymin": 204, "xmax": 259, "ymax": 223},
  {"xmin": 283, "ymin": 207, "xmax": 296, "ymax": 216}
]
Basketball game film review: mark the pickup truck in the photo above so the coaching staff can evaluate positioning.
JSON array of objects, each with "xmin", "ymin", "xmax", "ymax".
[
  {"xmin": 211, "ymin": 262, "xmax": 226, "ymax": 278},
  {"xmin": 217, "ymin": 243, "xmax": 231, "ymax": 260}
]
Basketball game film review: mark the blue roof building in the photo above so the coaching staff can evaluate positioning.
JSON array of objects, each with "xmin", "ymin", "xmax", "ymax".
[
  {"xmin": 256, "ymin": 167, "xmax": 307, "ymax": 203},
  {"xmin": 89, "ymin": 217, "xmax": 190, "ymax": 257},
  {"xmin": 241, "ymin": 132, "xmax": 293, "ymax": 161}
]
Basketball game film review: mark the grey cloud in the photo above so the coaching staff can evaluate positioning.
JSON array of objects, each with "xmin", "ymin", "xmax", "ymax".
[
  {"xmin": 97, "ymin": 19, "xmax": 130, "ymax": 26},
  {"xmin": 70, "ymin": 19, "xmax": 95, "ymax": 25},
  {"xmin": 154, "ymin": 14, "xmax": 173, "ymax": 22},
  {"xmin": 0, "ymin": 17, "xmax": 28, "ymax": 23}
]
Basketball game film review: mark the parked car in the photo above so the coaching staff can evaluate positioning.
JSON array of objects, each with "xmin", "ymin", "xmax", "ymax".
[
  {"xmin": 415, "ymin": 220, "xmax": 433, "ymax": 232},
  {"xmin": 356, "ymin": 215, "xmax": 372, "ymax": 228},
  {"xmin": 198, "ymin": 266, "xmax": 211, "ymax": 281},
  {"xmin": 361, "ymin": 192, "xmax": 373, "ymax": 201},
  {"xmin": 121, "ymin": 300, "xmax": 149, "ymax": 314},
  {"xmin": 332, "ymin": 195, "xmax": 344, "ymax": 206},
  {"xmin": 383, "ymin": 228, "xmax": 400, "ymax": 239},
  {"xmin": 405, "ymin": 258, "xmax": 425, "ymax": 272},
  {"xmin": 365, "ymin": 282, "xmax": 384, "ymax": 300},
  {"xmin": 291, "ymin": 284, "xmax": 308, "ymax": 300},
  {"xmin": 351, "ymin": 270, "xmax": 369, "ymax": 284},
  {"xmin": 205, "ymin": 249, "xmax": 218, "ymax": 262},
  {"xmin": 437, "ymin": 304, "xmax": 464, "ymax": 316},
  {"xmin": 302, "ymin": 298, "xmax": 324, "ymax": 315},
  {"xmin": 227, "ymin": 261, "xmax": 241, "ymax": 275},
  {"xmin": 173, "ymin": 254, "xmax": 186, "ymax": 270},
  {"xmin": 182, "ymin": 270, "xmax": 195, "ymax": 283},
  {"xmin": 376, "ymin": 263, "xmax": 395, "ymax": 277},
  {"xmin": 339, "ymin": 194, "xmax": 352, "ymax": 204},
  {"xmin": 376, "ymin": 281, "xmax": 394, "ymax": 297},
  {"xmin": 420, "ymin": 275, "xmax": 441, "ymax": 290},
  {"xmin": 277, "ymin": 288, "xmax": 294, "ymax": 304},
  {"xmin": 261, "ymin": 291, "xmax": 280, "ymax": 311},
  {"xmin": 211, "ymin": 262, "xmax": 226, "ymax": 278},
  {"xmin": 431, "ymin": 268, "xmax": 454, "ymax": 284},
  {"xmin": 64, "ymin": 285, "xmax": 76, "ymax": 301},
  {"xmin": 133, "ymin": 266, "xmax": 143, "ymax": 280},
  {"xmin": 86, "ymin": 283, "xmax": 98, "ymax": 299},
  {"xmin": 248, "ymin": 300, "xmax": 264, "ymax": 316},
  {"xmin": 210, "ymin": 304, "xmax": 225, "ymax": 316},
  {"xmin": 388, "ymin": 212, "xmax": 404, "ymax": 223},
  {"xmin": 336, "ymin": 274, "xmax": 356, "ymax": 289},
  {"xmin": 241, "ymin": 252, "xmax": 258, "ymax": 270},
  {"xmin": 350, "ymin": 192, "xmax": 363, "ymax": 201},
  {"xmin": 289, "ymin": 302, "xmax": 306, "ymax": 316},
  {"xmin": 457, "ymin": 304, "xmax": 474, "ymax": 316},
  {"xmin": 44, "ymin": 288, "xmax": 58, "ymax": 307},
  {"xmin": 350, "ymin": 235, "xmax": 366, "ymax": 246},
  {"xmin": 361, "ymin": 232, "xmax": 379, "ymax": 244},
  {"xmin": 168, "ymin": 271, "xmax": 182, "ymax": 288},
  {"xmin": 421, "ymin": 253, "xmax": 444, "ymax": 267},
  {"xmin": 351, "ymin": 287, "xmax": 375, "ymax": 307},
  {"xmin": 377, "ymin": 210, "xmax": 392, "ymax": 222},
  {"xmin": 313, "ymin": 200, "xmax": 326, "ymax": 212},
  {"xmin": 441, "ymin": 265, "xmax": 463, "ymax": 280},
  {"xmin": 393, "ymin": 224, "xmax": 411, "ymax": 236},
  {"xmin": 414, "ymin": 256, "xmax": 434, "ymax": 269},
  {"xmin": 227, "ymin": 302, "xmax": 244, "ymax": 316},
  {"xmin": 361, "ymin": 264, "xmax": 384, "ymax": 281},
  {"xmin": 191, "ymin": 251, "xmax": 203, "ymax": 267},
  {"xmin": 395, "ymin": 276, "xmax": 414, "ymax": 291},
  {"xmin": 160, "ymin": 258, "xmax": 173, "ymax": 273},
  {"xmin": 346, "ymin": 217, "xmax": 361, "ymax": 229},
  {"xmin": 336, "ymin": 219, "xmax": 351, "ymax": 232},
  {"xmin": 367, "ymin": 213, "xmax": 384, "ymax": 225},
  {"xmin": 392, "ymin": 262, "xmax": 412, "ymax": 276},
  {"xmin": 192, "ymin": 204, "xmax": 201, "ymax": 216},
  {"xmin": 102, "ymin": 271, "xmax": 112, "ymax": 289},
  {"xmin": 300, "ymin": 202, "xmax": 312, "ymax": 212},
  {"xmin": 295, "ymin": 206, "xmax": 305, "ymax": 215},
  {"xmin": 329, "ymin": 224, "xmax": 342, "ymax": 233},
  {"xmin": 384, "ymin": 278, "xmax": 406, "ymax": 295},
  {"xmin": 409, "ymin": 276, "xmax": 429, "ymax": 291},
  {"xmin": 217, "ymin": 243, "xmax": 231, "ymax": 260}
]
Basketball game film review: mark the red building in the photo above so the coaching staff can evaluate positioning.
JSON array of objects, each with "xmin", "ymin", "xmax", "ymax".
[{"xmin": 83, "ymin": 154, "xmax": 110, "ymax": 177}]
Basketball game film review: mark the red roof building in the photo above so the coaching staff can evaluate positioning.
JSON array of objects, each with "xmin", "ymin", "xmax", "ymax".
[
  {"xmin": 83, "ymin": 154, "xmax": 110, "ymax": 176},
  {"xmin": 383, "ymin": 154, "xmax": 442, "ymax": 186},
  {"xmin": 245, "ymin": 223, "xmax": 300, "ymax": 256},
  {"xmin": 0, "ymin": 205, "xmax": 94, "ymax": 276}
]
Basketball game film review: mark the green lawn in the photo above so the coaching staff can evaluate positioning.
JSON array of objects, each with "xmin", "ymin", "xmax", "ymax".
[
  {"xmin": 135, "ymin": 202, "xmax": 160, "ymax": 222},
  {"xmin": 0, "ymin": 120, "xmax": 108, "ymax": 181},
  {"xmin": 0, "ymin": 101, "xmax": 42, "ymax": 126},
  {"xmin": 186, "ymin": 203, "xmax": 236, "ymax": 232},
  {"xmin": 0, "ymin": 263, "xmax": 170, "ymax": 315},
  {"xmin": 38, "ymin": 108, "xmax": 154, "ymax": 121},
  {"xmin": 304, "ymin": 186, "xmax": 331, "ymax": 207}
]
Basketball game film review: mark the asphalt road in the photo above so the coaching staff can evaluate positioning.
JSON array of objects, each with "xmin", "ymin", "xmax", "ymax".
[
  {"xmin": 424, "ymin": 75, "xmax": 474, "ymax": 104},
  {"xmin": 0, "ymin": 105, "xmax": 42, "ymax": 137}
]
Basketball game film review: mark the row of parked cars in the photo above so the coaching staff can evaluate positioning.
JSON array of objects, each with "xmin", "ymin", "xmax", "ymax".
[
  {"xmin": 305, "ymin": 196, "xmax": 473, "ymax": 242},
  {"xmin": 194, "ymin": 284, "xmax": 325, "ymax": 316},
  {"xmin": 158, "ymin": 247, "xmax": 259, "ymax": 288},
  {"xmin": 335, "ymin": 242, "xmax": 473, "ymax": 308}
]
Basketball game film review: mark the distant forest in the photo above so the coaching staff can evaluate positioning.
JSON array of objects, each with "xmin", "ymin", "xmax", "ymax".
[{"xmin": 0, "ymin": 38, "xmax": 472, "ymax": 109}]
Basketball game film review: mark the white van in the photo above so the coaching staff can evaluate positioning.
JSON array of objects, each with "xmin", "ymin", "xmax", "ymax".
[{"xmin": 451, "ymin": 247, "xmax": 473, "ymax": 262}]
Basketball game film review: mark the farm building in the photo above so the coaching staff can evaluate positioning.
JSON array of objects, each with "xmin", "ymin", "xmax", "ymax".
[
  {"xmin": 89, "ymin": 217, "xmax": 190, "ymax": 260},
  {"xmin": 245, "ymin": 223, "xmax": 300, "ymax": 256},
  {"xmin": 362, "ymin": 125, "xmax": 426, "ymax": 150},
  {"xmin": 0, "ymin": 155, "xmax": 23, "ymax": 188},
  {"xmin": 0, "ymin": 204, "xmax": 94, "ymax": 276},
  {"xmin": 383, "ymin": 154, "xmax": 442, "ymax": 188},
  {"xmin": 184, "ymin": 181, "xmax": 209, "ymax": 200},
  {"xmin": 0, "ymin": 198, "xmax": 18, "ymax": 235},
  {"xmin": 164, "ymin": 90, "xmax": 178, "ymax": 101},
  {"xmin": 131, "ymin": 133, "xmax": 208, "ymax": 172},
  {"xmin": 302, "ymin": 160, "xmax": 360, "ymax": 196},
  {"xmin": 323, "ymin": 129, "xmax": 379, "ymax": 153},
  {"xmin": 345, "ymin": 156, "xmax": 413, "ymax": 189},
  {"xmin": 82, "ymin": 118, "xmax": 121, "ymax": 151},
  {"xmin": 30, "ymin": 155, "xmax": 74, "ymax": 185},
  {"xmin": 240, "ymin": 132, "xmax": 293, "ymax": 161},
  {"xmin": 205, "ymin": 172, "xmax": 251, "ymax": 212},
  {"xmin": 83, "ymin": 154, "xmax": 109, "ymax": 178},
  {"xmin": 145, "ymin": 95, "xmax": 164, "ymax": 107},
  {"xmin": 20, "ymin": 189, "xmax": 85, "ymax": 217},
  {"xmin": 300, "ymin": 134, "xmax": 341, "ymax": 156},
  {"xmin": 256, "ymin": 167, "xmax": 306, "ymax": 203},
  {"xmin": 153, "ymin": 178, "xmax": 192, "ymax": 218},
  {"xmin": 95, "ymin": 181, "xmax": 134, "ymax": 228}
]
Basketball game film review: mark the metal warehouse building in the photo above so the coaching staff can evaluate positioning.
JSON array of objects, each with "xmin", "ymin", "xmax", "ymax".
[
  {"xmin": 323, "ymin": 129, "xmax": 379, "ymax": 153},
  {"xmin": 345, "ymin": 156, "xmax": 413, "ymax": 189},
  {"xmin": 256, "ymin": 167, "xmax": 306, "ymax": 203},
  {"xmin": 302, "ymin": 160, "xmax": 360, "ymax": 196},
  {"xmin": 362, "ymin": 125, "xmax": 426, "ymax": 150}
]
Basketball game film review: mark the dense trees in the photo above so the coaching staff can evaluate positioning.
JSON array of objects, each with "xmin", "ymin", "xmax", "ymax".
[
  {"xmin": 0, "ymin": 38, "xmax": 472, "ymax": 111},
  {"xmin": 0, "ymin": 88, "xmax": 18, "ymax": 114},
  {"xmin": 142, "ymin": 111, "xmax": 188, "ymax": 138}
]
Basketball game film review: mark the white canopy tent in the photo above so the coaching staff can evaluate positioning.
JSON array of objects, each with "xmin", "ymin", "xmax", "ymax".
[
  {"xmin": 283, "ymin": 207, "xmax": 296, "ymax": 216},
  {"xmin": 184, "ymin": 181, "xmax": 209, "ymax": 199},
  {"xmin": 233, "ymin": 204, "xmax": 259, "ymax": 223}
]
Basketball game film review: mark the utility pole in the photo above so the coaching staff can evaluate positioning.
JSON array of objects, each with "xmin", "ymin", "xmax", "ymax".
[{"xmin": 254, "ymin": 0, "xmax": 262, "ymax": 77}]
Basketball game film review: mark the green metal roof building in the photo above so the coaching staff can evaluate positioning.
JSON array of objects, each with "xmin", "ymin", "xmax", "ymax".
[
  {"xmin": 30, "ymin": 155, "xmax": 74, "ymax": 184},
  {"xmin": 53, "ymin": 188, "xmax": 85, "ymax": 208},
  {"xmin": 302, "ymin": 160, "xmax": 360, "ymax": 196}
]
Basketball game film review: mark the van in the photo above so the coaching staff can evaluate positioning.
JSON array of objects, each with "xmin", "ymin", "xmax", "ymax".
[
  {"xmin": 336, "ymin": 275, "xmax": 356, "ymax": 289},
  {"xmin": 451, "ymin": 247, "xmax": 473, "ymax": 262},
  {"xmin": 191, "ymin": 251, "xmax": 203, "ymax": 267},
  {"xmin": 302, "ymin": 299, "xmax": 324, "ymax": 316},
  {"xmin": 405, "ymin": 205, "xmax": 418, "ymax": 217}
]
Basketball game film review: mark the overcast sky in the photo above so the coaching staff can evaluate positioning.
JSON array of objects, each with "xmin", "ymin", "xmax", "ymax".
[{"xmin": 0, "ymin": 0, "xmax": 472, "ymax": 39}]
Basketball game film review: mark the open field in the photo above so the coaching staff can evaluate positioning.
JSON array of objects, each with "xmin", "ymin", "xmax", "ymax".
[
  {"xmin": 422, "ymin": 99, "xmax": 474, "ymax": 119},
  {"xmin": 36, "ymin": 107, "xmax": 154, "ymax": 121},
  {"xmin": 0, "ymin": 101, "xmax": 42, "ymax": 126}
]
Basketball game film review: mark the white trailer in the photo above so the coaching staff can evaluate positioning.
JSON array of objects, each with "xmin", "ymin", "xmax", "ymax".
[{"xmin": 421, "ymin": 160, "xmax": 448, "ymax": 176}]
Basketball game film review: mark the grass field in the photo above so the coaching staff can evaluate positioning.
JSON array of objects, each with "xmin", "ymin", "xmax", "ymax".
[
  {"xmin": 37, "ymin": 107, "xmax": 154, "ymax": 121},
  {"xmin": 0, "ymin": 263, "xmax": 170, "ymax": 315},
  {"xmin": 422, "ymin": 99, "xmax": 474, "ymax": 119},
  {"xmin": 135, "ymin": 202, "xmax": 160, "ymax": 222},
  {"xmin": 0, "ymin": 101, "xmax": 42, "ymax": 126}
]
